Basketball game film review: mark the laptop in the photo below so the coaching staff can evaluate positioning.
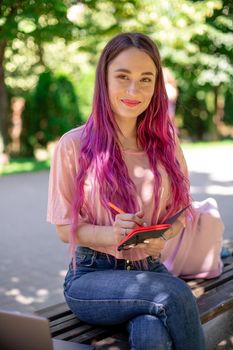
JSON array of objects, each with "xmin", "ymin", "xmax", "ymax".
[{"xmin": 0, "ymin": 310, "xmax": 94, "ymax": 350}]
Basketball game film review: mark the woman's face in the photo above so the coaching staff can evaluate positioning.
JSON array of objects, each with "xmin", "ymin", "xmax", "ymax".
[{"xmin": 107, "ymin": 47, "xmax": 157, "ymax": 123}]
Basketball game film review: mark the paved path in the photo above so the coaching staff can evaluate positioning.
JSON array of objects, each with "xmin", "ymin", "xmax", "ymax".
[{"xmin": 0, "ymin": 144, "xmax": 232, "ymax": 313}]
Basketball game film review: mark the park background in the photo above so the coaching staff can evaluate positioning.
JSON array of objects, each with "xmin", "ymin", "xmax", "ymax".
[
  {"xmin": 0, "ymin": 0, "xmax": 233, "ymax": 166},
  {"xmin": 0, "ymin": 0, "xmax": 233, "ymax": 320}
]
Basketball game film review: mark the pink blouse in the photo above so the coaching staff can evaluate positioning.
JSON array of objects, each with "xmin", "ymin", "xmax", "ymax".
[{"xmin": 47, "ymin": 125, "xmax": 188, "ymax": 261}]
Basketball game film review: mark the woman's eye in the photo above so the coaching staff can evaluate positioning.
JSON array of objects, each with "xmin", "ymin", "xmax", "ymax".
[
  {"xmin": 115, "ymin": 75, "xmax": 153, "ymax": 83},
  {"xmin": 116, "ymin": 75, "xmax": 129, "ymax": 80},
  {"xmin": 141, "ymin": 77, "xmax": 152, "ymax": 83}
]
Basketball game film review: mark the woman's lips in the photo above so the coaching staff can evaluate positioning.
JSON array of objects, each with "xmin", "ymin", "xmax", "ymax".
[{"xmin": 121, "ymin": 99, "xmax": 141, "ymax": 107}]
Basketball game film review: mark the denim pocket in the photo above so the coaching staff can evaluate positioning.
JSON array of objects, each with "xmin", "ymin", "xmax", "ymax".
[
  {"xmin": 76, "ymin": 246, "xmax": 116, "ymax": 270},
  {"xmin": 76, "ymin": 252, "xmax": 96, "ymax": 267},
  {"xmin": 75, "ymin": 246, "xmax": 97, "ymax": 267}
]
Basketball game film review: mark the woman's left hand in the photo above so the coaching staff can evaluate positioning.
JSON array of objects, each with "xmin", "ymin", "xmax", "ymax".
[
  {"xmin": 134, "ymin": 237, "xmax": 166, "ymax": 257},
  {"xmin": 132, "ymin": 218, "xmax": 184, "ymax": 256}
]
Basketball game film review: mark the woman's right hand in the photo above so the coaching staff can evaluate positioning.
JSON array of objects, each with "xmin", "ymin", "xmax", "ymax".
[{"xmin": 112, "ymin": 210, "xmax": 146, "ymax": 245}]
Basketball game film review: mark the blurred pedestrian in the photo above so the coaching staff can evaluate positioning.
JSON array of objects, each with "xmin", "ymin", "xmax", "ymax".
[{"xmin": 163, "ymin": 67, "xmax": 178, "ymax": 132}]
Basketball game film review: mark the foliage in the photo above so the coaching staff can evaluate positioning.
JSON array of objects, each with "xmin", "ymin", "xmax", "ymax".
[
  {"xmin": 1, "ymin": 0, "xmax": 233, "ymax": 143},
  {"xmin": 0, "ymin": 0, "xmax": 74, "ymax": 42},
  {"xmin": 1, "ymin": 0, "xmax": 78, "ymax": 92},
  {"xmin": 21, "ymin": 71, "xmax": 82, "ymax": 156},
  {"xmin": 74, "ymin": 68, "xmax": 95, "ymax": 120},
  {"xmin": 0, "ymin": 0, "xmax": 78, "ymax": 154},
  {"xmin": 66, "ymin": 0, "xmax": 233, "ymax": 138}
]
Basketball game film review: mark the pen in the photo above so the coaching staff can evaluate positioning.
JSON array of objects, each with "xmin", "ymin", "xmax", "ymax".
[
  {"xmin": 108, "ymin": 201, "xmax": 154, "ymax": 248},
  {"xmin": 108, "ymin": 201, "xmax": 153, "ymax": 247},
  {"xmin": 108, "ymin": 201, "xmax": 125, "ymax": 214},
  {"xmin": 108, "ymin": 202, "xmax": 144, "ymax": 227}
]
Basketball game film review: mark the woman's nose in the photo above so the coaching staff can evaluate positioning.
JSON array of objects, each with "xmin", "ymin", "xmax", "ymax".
[{"xmin": 127, "ymin": 81, "xmax": 139, "ymax": 94}]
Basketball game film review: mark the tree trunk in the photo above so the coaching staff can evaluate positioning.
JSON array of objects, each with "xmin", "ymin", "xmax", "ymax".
[
  {"xmin": 0, "ymin": 39, "xmax": 8, "ymax": 154},
  {"xmin": 211, "ymin": 86, "xmax": 224, "ymax": 140}
]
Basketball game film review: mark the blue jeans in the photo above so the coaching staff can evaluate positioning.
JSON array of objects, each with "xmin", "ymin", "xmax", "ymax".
[{"xmin": 64, "ymin": 246, "xmax": 206, "ymax": 350}]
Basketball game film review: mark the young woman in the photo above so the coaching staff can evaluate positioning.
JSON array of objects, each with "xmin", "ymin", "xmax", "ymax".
[{"xmin": 47, "ymin": 32, "xmax": 206, "ymax": 350}]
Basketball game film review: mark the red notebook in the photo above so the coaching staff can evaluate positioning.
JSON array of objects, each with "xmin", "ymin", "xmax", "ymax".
[{"xmin": 117, "ymin": 206, "xmax": 189, "ymax": 251}]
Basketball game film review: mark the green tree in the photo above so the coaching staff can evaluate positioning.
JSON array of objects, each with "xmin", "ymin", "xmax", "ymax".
[
  {"xmin": 0, "ymin": 0, "xmax": 75, "ymax": 153},
  {"xmin": 223, "ymin": 87, "xmax": 233, "ymax": 125},
  {"xmin": 2, "ymin": 0, "xmax": 233, "ymax": 144},
  {"xmin": 186, "ymin": 0, "xmax": 233, "ymax": 137},
  {"xmin": 68, "ymin": 0, "xmax": 233, "ymax": 139}
]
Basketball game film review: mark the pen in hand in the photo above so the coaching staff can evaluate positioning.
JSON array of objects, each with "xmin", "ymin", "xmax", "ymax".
[
  {"xmin": 108, "ymin": 202, "xmax": 125, "ymax": 214},
  {"xmin": 108, "ymin": 201, "xmax": 137, "ymax": 248},
  {"xmin": 108, "ymin": 202, "xmax": 146, "ymax": 228},
  {"xmin": 108, "ymin": 202, "xmax": 151, "ymax": 248}
]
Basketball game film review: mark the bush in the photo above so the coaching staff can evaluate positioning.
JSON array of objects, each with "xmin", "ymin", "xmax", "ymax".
[{"xmin": 21, "ymin": 71, "xmax": 82, "ymax": 156}]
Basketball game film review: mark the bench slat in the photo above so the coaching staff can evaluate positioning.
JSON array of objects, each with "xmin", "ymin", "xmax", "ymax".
[
  {"xmin": 187, "ymin": 261, "xmax": 233, "ymax": 290},
  {"xmin": 36, "ymin": 302, "xmax": 71, "ymax": 320},
  {"xmin": 51, "ymin": 318, "xmax": 83, "ymax": 336},
  {"xmin": 72, "ymin": 326, "xmax": 125, "ymax": 344},
  {"xmin": 191, "ymin": 265, "xmax": 233, "ymax": 297},
  {"xmin": 50, "ymin": 313, "xmax": 77, "ymax": 327},
  {"xmin": 53, "ymin": 324, "xmax": 101, "ymax": 340},
  {"xmin": 198, "ymin": 279, "xmax": 233, "ymax": 323}
]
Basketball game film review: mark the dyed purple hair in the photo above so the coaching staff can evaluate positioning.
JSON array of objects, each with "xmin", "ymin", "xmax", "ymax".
[{"xmin": 70, "ymin": 32, "xmax": 191, "ymax": 254}]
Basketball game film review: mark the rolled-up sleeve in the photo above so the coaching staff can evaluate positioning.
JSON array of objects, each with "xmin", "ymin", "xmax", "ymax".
[{"xmin": 47, "ymin": 132, "xmax": 79, "ymax": 225}]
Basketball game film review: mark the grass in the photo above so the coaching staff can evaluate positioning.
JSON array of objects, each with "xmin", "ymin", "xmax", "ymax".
[
  {"xmin": 0, "ymin": 158, "xmax": 51, "ymax": 176},
  {"xmin": 0, "ymin": 140, "xmax": 232, "ymax": 176},
  {"xmin": 181, "ymin": 139, "xmax": 233, "ymax": 149}
]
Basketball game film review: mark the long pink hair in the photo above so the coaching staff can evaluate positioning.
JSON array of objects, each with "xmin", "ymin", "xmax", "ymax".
[{"xmin": 71, "ymin": 32, "xmax": 191, "ymax": 256}]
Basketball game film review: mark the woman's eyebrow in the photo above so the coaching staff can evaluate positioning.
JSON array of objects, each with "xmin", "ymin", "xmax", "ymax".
[{"xmin": 114, "ymin": 68, "xmax": 155, "ymax": 76}]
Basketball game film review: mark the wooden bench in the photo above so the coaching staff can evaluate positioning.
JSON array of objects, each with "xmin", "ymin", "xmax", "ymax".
[{"xmin": 36, "ymin": 255, "xmax": 233, "ymax": 350}]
